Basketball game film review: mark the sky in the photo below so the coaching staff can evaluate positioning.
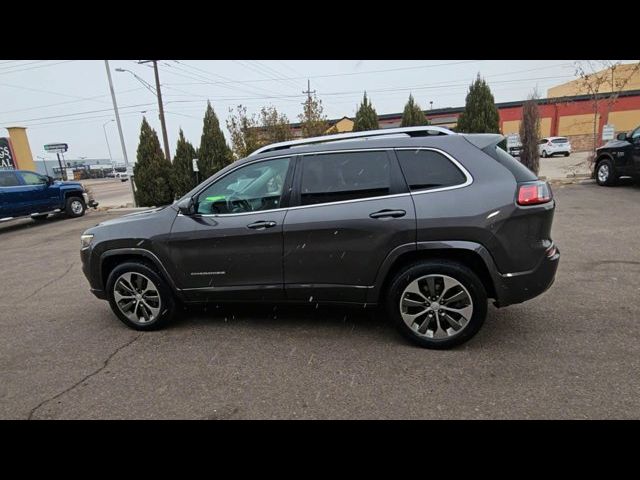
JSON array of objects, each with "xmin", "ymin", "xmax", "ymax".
[{"xmin": 0, "ymin": 60, "xmax": 603, "ymax": 164}]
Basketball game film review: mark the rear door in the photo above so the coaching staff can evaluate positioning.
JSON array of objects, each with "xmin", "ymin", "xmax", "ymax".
[{"xmin": 282, "ymin": 149, "xmax": 415, "ymax": 303}]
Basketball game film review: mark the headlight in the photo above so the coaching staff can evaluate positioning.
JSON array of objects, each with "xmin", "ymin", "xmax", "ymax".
[{"xmin": 80, "ymin": 233, "xmax": 94, "ymax": 249}]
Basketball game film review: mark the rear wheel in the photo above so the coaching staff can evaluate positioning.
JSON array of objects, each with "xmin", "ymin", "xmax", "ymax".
[
  {"xmin": 564, "ymin": 152, "xmax": 570, "ymax": 157},
  {"xmin": 596, "ymin": 159, "xmax": 618, "ymax": 186},
  {"xmin": 106, "ymin": 262, "xmax": 176, "ymax": 330},
  {"xmin": 386, "ymin": 260, "xmax": 488, "ymax": 349},
  {"xmin": 65, "ymin": 196, "xmax": 86, "ymax": 217}
]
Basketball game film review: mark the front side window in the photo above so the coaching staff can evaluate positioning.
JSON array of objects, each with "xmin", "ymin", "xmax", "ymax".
[
  {"xmin": 631, "ymin": 128, "xmax": 640, "ymax": 140},
  {"xmin": 196, "ymin": 157, "xmax": 290, "ymax": 214},
  {"xmin": 396, "ymin": 149, "xmax": 467, "ymax": 191},
  {"xmin": 19, "ymin": 171, "xmax": 47, "ymax": 185},
  {"xmin": 0, "ymin": 171, "xmax": 20, "ymax": 187},
  {"xmin": 300, "ymin": 151, "xmax": 390, "ymax": 206}
]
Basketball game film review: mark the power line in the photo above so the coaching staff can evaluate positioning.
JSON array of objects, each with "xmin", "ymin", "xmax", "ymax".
[{"xmin": 0, "ymin": 60, "xmax": 75, "ymax": 75}]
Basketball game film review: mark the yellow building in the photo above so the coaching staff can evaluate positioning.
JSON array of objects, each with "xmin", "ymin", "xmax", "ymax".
[{"xmin": 548, "ymin": 62, "xmax": 640, "ymax": 98}]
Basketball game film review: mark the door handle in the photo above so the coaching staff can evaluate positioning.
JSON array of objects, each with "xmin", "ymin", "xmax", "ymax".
[
  {"xmin": 369, "ymin": 209, "xmax": 406, "ymax": 219},
  {"xmin": 247, "ymin": 220, "xmax": 277, "ymax": 230}
]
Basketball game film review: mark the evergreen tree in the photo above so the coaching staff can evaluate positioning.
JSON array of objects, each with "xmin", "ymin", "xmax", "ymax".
[
  {"xmin": 400, "ymin": 94, "xmax": 429, "ymax": 127},
  {"xmin": 198, "ymin": 101, "xmax": 232, "ymax": 179},
  {"xmin": 172, "ymin": 129, "xmax": 198, "ymax": 198},
  {"xmin": 133, "ymin": 117, "xmax": 174, "ymax": 207},
  {"xmin": 455, "ymin": 74, "xmax": 500, "ymax": 133},
  {"xmin": 352, "ymin": 92, "xmax": 379, "ymax": 131}
]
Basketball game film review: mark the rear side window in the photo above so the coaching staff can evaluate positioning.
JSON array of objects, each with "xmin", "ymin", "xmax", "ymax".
[
  {"xmin": 396, "ymin": 149, "xmax": 466, "ymax": 191},
  {"xmin": 300, "ymin": 151, "xmax": 391, "ymax": 206},
  {"xmin": 539, "ymin": 139, "xmax": 548, "ymax": 145},
  {"xmin": 552, "ymin": 138, "xmax": 568, "ymax": 144},
  {"xmin": 0, "ymin": 171, "xmax": 20, "ymax": 187}
]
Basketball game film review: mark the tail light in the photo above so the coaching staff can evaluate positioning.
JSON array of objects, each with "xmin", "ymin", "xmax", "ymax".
[{"xmin": 517, "ymin": 181, "xmax": 552, "ymax": 206}]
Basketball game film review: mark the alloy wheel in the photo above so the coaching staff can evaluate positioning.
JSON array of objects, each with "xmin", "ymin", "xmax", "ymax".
[
  {"xmin": 113, "ymin": 272, "xmax": 161, "ymax": 325},
  {"xmin": 598, "ymin": 164, "xmax": 610, "ymax": 183},
  {"xmin": 399, "ymin": 274, "xmax": 474, "ymax": 339}
]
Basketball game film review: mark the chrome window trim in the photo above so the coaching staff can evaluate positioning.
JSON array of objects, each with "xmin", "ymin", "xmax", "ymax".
[
  {"xmin": 394, "ymin": 147, "xmax": 473, "ymax": 195},
  {"xmin": 178, "ymin": 147, "xmax": 473, "ymax": 217}
]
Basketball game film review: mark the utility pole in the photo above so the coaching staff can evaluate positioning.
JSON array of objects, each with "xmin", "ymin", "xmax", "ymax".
[
  {"xmin": 302, "ymin": 79, "xmax": 315, "ymax": 106},
  {"xmin": 105, "ymin": 60, "xmax": 136, "ymax": 206},
  {"xmin": 139, "ymin": 60, "xmax": 171, "ymax": 162}
]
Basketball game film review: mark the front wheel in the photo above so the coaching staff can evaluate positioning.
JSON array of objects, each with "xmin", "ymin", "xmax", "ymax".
[
  {"xmin": 596, "ymin": 159, "xmax": 618, "ymax": 186},
  {"xmin": 541, "ymin": 150, "xmax": 548, "ymax": 158},
  {"xmin": 386, "ymin": 260, "xmax": 488, "ymax": 349},
  {"xmin": 65, "ymin": 196, "xmax": 86, "ymax": 217},
  {"xmin": 106, "ymin": 262, "xmax": 176, "ymax": 330}
]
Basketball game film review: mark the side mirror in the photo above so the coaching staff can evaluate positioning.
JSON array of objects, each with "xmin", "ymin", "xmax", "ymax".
[
  {"xmin": 46, "ymin": 176, "xmax": 54, "ymax": 185},
  {"xmin": 176, "ymin": 196, "xmax": 196, "ymax": 215},
  {"xmin": 617, "ymin": 132, "xmax": 629, "ymax": 141}
]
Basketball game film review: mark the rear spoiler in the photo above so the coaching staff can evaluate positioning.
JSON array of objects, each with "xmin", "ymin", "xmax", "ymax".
[{"xmin": 461, "ymin": 133, "xmax": 505, "ymax": 149}]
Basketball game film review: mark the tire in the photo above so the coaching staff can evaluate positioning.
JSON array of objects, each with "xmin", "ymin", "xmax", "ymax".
[
  {"xmin": 541, "ymin": 150, "xmax": 548, "ymax": 158},
  {"xmin": 564, "ymin": 152, "xmax": 570, "ymax": 157},
  {"xmin": 65, "ymin": 196, "xmax": 86, "ymax": 217},
  {"xmin": 595, "ymin": 159, "xmax": 618, "ymax": 186},
  {"xmin": 106, "ymin": 262, "xmax": 176, "ymax": 331},
  {"xmin": 386, "ymin": 260, "xmax": 488, "ymax": 349},
  {"xmin": 32, "ymin": 214, "xmax": 48, "ymax": 222}
]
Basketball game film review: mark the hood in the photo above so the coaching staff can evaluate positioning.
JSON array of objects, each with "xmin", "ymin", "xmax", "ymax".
[
  {"xmin": 96, "ymin": 206, "xmax": 167, "ymax": 227},
  {"xmin": 55, "ymin": 180, "xmax": 83, "ymax": 188},
  {"xmin": 598, "ymin": 138, "xmax": 630, "ymax": 150}
]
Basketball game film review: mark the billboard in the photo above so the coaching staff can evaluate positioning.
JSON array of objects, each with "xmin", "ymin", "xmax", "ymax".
[{"xmin": 0, "ymin": 137, "xmax": 16, "ymax": 169}]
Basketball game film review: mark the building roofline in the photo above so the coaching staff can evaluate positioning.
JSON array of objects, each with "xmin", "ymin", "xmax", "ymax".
[{"xmin": 287, "ymin": 89, "xmax": 640, "ymax": 128}]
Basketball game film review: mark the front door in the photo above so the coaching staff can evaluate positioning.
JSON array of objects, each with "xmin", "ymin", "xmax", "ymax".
[
  {"xmin": 283, "ymin": 149, "xmax": 415, "ymax": 303},
  {"xmin": 16, "ymin": 171, "xmax": 57, "ymax": 213},
  {"xmin": 169, "ymin": 156, "xmax": 293, "ymax": 302}
]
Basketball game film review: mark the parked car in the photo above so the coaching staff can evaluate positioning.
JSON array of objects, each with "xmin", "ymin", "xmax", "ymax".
[
  {"xmin": 594, "ymin": 126, "xmax": 640, "ymax": 186},
  {"xmin": 106, "ymin": 171, "xmax": 129, "ymax": 181},
  {"xmin": 80, "ymin": 126, "xmax": 559, "ymax": 349},
  {"xmin": 539, "ymin": 137, "xmax": 571, "ymax": 157},
  {"xmin": 0, "ymin": 169, "xmax": 96, "ymax": 222},
  {"xmin": 505, "ymin": 134, "xmax": 523, "ymax": 157}
]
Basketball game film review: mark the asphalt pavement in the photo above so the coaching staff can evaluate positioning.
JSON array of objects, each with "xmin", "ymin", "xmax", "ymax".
[{"xmin": 1, "ymin": 180, "xmax": 639, "ymax": 419}]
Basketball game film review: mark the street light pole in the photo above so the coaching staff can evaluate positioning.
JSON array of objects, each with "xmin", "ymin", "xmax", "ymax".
[
  {"xmin": 36, "ymin": 155, "xmax": 49, "ymax": 176},
  {"xmin": 102, "ymin": 120, "xmax": 114, "ymax": 164},
  {"xmin": 104, "ymin": 60, "xmax": 136, "ymax": 206}
]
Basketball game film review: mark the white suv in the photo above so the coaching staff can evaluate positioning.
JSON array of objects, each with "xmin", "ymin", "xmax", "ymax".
[{"xmin": 539, "ymin": 137, "xmax": 571, "ymax": 157}]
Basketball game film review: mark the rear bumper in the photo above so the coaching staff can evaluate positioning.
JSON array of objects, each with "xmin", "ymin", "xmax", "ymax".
[{"xmin": 493, "ymin": 247, "xmax": 560, "ymax": 307}]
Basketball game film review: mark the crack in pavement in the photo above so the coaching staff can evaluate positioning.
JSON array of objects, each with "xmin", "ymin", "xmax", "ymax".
[
  {"xmin": 27, "ymin": 333, "xmax": 144, "ymax": 420},
  {"xmin": 19, "ymin": 263, "xmax": 75, "ymax": 303}
]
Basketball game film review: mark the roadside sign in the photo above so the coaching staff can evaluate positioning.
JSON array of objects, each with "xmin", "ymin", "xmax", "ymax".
[
  {"xmin": 44, "ymin": 143, "xmax": 68, "ymax": 153},
  {"xmin": 602, "ymin": 124, "xmax": 615, "ymax": 141},
  {"xmin": 192, "ymin": 158, "xmax": 199, "ymax": 172},
  {"xmin": 66, "ymin": 168, "xmax": 75, "ymax": 180},
  {"xmin": 0, "ymin": 138, "xmax": 15, "ymax": 169}
]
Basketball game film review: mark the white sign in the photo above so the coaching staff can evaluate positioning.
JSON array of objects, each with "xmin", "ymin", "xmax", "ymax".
[
  {"xmin": 66, "ymin": 168, "xmax": 75, "ymax": 180},
  {"xmin": 603, "ymin": 124, "xmax": 615, "ymax": 141},
  {"xmin": 44, "ymin": 143, "xmax": 68, "ymax": 154},
  {"xmin": 192, "ymin": 158, "xmax": 199, "ymax": 172}
]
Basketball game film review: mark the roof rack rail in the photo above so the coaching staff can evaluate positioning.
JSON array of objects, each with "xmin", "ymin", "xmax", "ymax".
[{"xmin": 249, "ymin": 125, "xmax": 456, "ymax": 156}]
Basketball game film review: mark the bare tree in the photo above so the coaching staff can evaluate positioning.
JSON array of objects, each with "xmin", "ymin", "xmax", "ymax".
[
  {"xmin": 575, "ymin": 60, "xmax": 640, "ymax": 158},
  {"xmin": 519, "ymin": 93, "xmax": 541, "ymax": 175}
]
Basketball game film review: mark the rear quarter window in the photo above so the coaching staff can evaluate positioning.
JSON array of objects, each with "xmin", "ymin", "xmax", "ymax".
[{"xmin": 396, "ymin": 149, "xmax": 467, "ymax": 191}]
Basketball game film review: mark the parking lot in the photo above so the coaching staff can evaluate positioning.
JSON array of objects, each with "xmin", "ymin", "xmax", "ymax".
[{"xmin": 1, "ymin": 180, "xmax": 639, "ymax": 419}]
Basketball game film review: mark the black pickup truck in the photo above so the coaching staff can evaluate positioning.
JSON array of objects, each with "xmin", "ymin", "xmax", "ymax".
[{"xmin": 594, "ymin": 126, "xmax": 640, "ymax": 186}]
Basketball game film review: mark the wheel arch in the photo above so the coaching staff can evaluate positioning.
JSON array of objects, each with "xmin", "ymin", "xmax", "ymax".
[
  {"xmin": 100, "ymin": 249, "xmax": 180, "ymax": 297},
  {"xmin": 368, "ymin": 241, "xmax": 498, "ymax": 304}
]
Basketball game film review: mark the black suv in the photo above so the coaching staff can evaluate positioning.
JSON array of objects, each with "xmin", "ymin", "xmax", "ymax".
[
  {"xmin": 80, "ymin": 127, "xmax": 559, "ymax": 349},
  {"xmin": 594, "ymin": 125, "xmax": 640, "ymax": 186}
]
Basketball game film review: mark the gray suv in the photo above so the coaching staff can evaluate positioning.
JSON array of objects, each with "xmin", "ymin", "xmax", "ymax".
[{"xmin": 80, "ymin": 126, "xmax": 559, "ymax": 349}]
